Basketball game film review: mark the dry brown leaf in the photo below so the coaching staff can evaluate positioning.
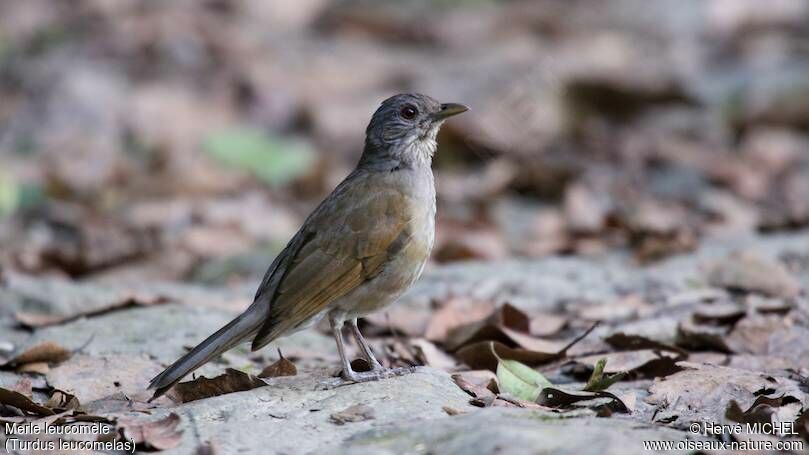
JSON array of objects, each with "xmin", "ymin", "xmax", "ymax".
[
  {"xmin": 2, "ymin": 341, "xmax": 71, "ymax": 368},
  {"xmin": 537, "ymin": 387, "xmax": 629, "ymax": 414},
  {"xmin": 196, "ymin": 441, "xmax": 221, "ymax": 455},
  {"xmin": 9, "ymin": 377, "xmax": 32, "ymax": 399},
  {"xmin": 529, "ymin": 312, "xmax": 567, "ymax": 337},
  {"xmin": 573, "ymin": 350, "xmax": 682, "ymax": 378},
  {"xmin": 675, "ymin": 320, "xmax": 732, "ymax": 352},
  {"xmin": 692, "ymin": 300, "xmax": 746, "ymax": 325},
  {"xmin": 444, "ymin": 303, "xmax": 531, "ymax": 351},
  {"xmin": 725, "ymin": 314, "xmax": 809, "ymax": 365},
  {"xmin": 451, "ymin": 372, "xmax": 498, "ymax": 407},
  {"xmin": 604, "ymin": 333, "xmax": 687, "ymax": 357},
  {"xmin": 576, "ymin": 295, "xmax": 652, "ymax": 322},
  {"xmin": 433, "ymin": 222, "xmax": 509, "ymax": 262},
  {"xmin": 14, "ymin": 293, "xmax": 170, "ymax": 329},
  {"xmin": 12, "ymin": 204, "xmax": 159, "ymax": 277},
  {"xmin": 706, "ymin": 250, "xmax": 801, "ymax": 298},
  {"xmin": 646, "ymin": 363, "xmax": 806, "ymax": 425},
  {"xmin": 117, "ymin": 413, "xmax": 183, "ymax": 451},
  {"xmin": 167, "ymin": 369, "xmax": 266, "ymax": 403},
  {"xmin": 797, "ymin": 408, "xmax": 809, "ymax": 443},
  {"xmin": 0, "ymin": 385, "xmax": 55, "ymax": 416},
  {"xmin": 329, "ymin": 404, "xmax": 374, "ymax": 425},
  {"xmin": 563, "ymin": 182, "xmax": 608, "ymax": 233},
  {"xmin": 424, "ymin": 297, "xmax": 495, "ymax": 342},
  {"xmin": 49, "ymin": 354, "xmax": 162, "ymax": 404},
  {"xmin": 259, "ymin": 350, "xmax": 297, "ymax": 378},
  {"xmin": 726, "ymin": 394, "xmax": 801, "ymax": 426},
  {"xmin": 363, "ymin": 305, "xmax": 432, "ymax": 337},
  {"xmin": 455, "ymin": 341, "xmax": 564, "ymax": 371},
  {"xmin": 456, "ymin": 323, "xmax": 599, "ymax": 370},
  {"xmin": 16, "ymin": 362, "xmax": 51, "ymax": 374},
  {"xmin": 409, "ymin": 338, "xmax": 457, "ymax": 370},
  {"xmin": 45, "ymin": 390, "xmax": 80, "ymax": 411}
]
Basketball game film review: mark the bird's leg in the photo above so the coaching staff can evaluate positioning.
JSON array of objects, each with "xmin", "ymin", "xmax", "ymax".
[
  {"xmin": 318, "ymin": 313, "xmax": 417, "ymax": 389},
  {"xmin": 348, "ymin": 318, "xmax": 384, "ymax": 372},
  {"xmin": 329, "ymin": 315, "xmax": 363, "ymax": 382}
]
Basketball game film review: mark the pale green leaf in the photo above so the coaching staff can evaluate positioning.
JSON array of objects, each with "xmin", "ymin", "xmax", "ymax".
[
  {"xmin": 496, "ymin": 358, "xmax": 553, "ymax": 402},
  {"xmin": 583, "ymin": 358, "xmax": 626, "ymax": 392},
  {"xmin": 203, "ymin": 127, "xmax": 315, "ymax": 187}
]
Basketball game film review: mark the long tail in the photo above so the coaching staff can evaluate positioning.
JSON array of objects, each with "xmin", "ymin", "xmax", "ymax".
[{"xmin": 148, "ymin": 304, "xmax": 266, "ymax": 401}]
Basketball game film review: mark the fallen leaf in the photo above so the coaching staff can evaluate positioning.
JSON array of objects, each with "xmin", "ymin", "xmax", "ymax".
[
  {"xmin": 2, "ymin": 341, "xmax": 71, "ymax": 368},
  {"xmin": 49, "ymin": 354, "xmax": 163, "ymax": 404},
  {"xmin": 577, "ymin": 295, "xmax": 652, "ymax": 322},
  {"xmin": 574, "ymin": 350, "xmax": 682, "ymax": 379},
  {"xmin": 455, "ymin": 323, "xmax": 599, "ymax": 370},
  {"xmin": 116, "ymin": 413, "xmax": 183, "ymax": 451},
  {"xmin": 726, "ymin": 394, "xmax": 801, "ymax": 426},
  {"xmin": 529, "ymin": 312, "xmax": 567, "ymax": 337},
  {"xmin": 725, "ymin": 314, "xmax": 809, "ymax": 365},
  {"xmin": 455, "ymin": 341, "xmax": 563, "ymax": 371},
  {"xmin": 203, "ymin": 127, "xmax": 316, "ymax": 187},
  {"xmin": 196, "ymin": 441, "xmax": 221, "ymax": 455},
  {"xmin": 45, "ymin": 390, "xmax": 80, "ymax": 411},
  {"xmin": 692, "ymin": 301, "xmax": 746, "ymax": 325},
  {"xmin": 259, "ymin": 350, "xmax": 297, "ymax": 378},
  {"xmin": 675, "ymin": 320, "xmax": 732, "ymax": 352},
  {"xmin": 537, "ymin": 388, "xmax": 629, "ymax": 414},
  {"xmin": 497, "ymin": 358, "xmax": 552, "ymax": 402},
  {"xmin": 433, "ymin": 222, "xmax": 509, "ymax": 262},
  {"xmin": 7, "ymin": 274, "xmax": 170, "ymax": 329},
  {"xmin": 9, "ymin": 378, "xmax": 32, "ymax": 399},
  {"xmin": 0, "ymin": 385, "xmax": 55, "ymax": 416},
  {"xmin": 563, "ymin": 182, "xmax": 608, "ymax": 233},
  {"xmin": 329, "ymin": 404, "xmax": 374, "ymax": 425},
  {"xmin": 646, "ymin": 363, "xmax": 806, "ymax": 425},
  {"xmin": 583, "ymin": 358, "xmax": 625, "ymax": 392},
  {"xmin": 603, "ymin": 333, "xmax": 687, "ymax": 357},
  {"xmin": 797, "ymin": 408, "xmax": 809, "ymax": 442},
  {"xmin": 195, "ymin": 441, "xmax": 221, "ymax": 455},
  {"xmin": 16, "ymin": 362, "xmax": 50, "ymax": 374},
  {"xmin": 706, "ymin": 250, "xmax": 801, "ymax": 298},
  {"xmin": 424, "ymin": 297, "xmax": 495, "ymax": 342},
  {"xmin": 166, "ymin": 369, "xmax": 266, "ymax": 403},
  {"xmin": 451, "ymin": 373, "xmax": 497, "ymax": 407},
  {"xmin": 363, "ymin": 305, "xmax": 432, "ymax": 338},
  {"xmin": 442, "ymin": 406, "xmax": 463, "ymax": 416},
  {"xmin": 409, "ymin": 339, "xmax": 457, "ymax": 370},
  {"xmin": 443, "ymin": 303, "xmax": 529, "ymax": 350}
]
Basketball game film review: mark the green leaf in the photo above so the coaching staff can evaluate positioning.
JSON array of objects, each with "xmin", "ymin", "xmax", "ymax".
[
  {"xmin": 0, "ymin": 171, "xmax": 20, "ymax": 217},
  {"xmin": 496, "ymin": 358, "xmax": 553, "ymax": 402},
  {"xmin": 203, "ymin": 127, "xmax": 315, "ymax": 187},
  {"xmin": 583, "ymin": 358, "xmax": 626, "ymax": 392}
]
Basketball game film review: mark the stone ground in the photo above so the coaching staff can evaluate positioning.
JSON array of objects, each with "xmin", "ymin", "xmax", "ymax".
[{"xmin": 1, "ymin": 230, "xmax": 808, "ymax": 454}]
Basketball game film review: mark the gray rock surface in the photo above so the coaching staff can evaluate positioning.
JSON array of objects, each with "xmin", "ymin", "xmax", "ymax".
[
  {"xmin": 155, "ymin": 367, "xmax": 476, "ymax": 455},
  {"xmin": 1, "ymin": 230, "xmax": 807, "ymax": 454},
  {"xmin": 340, "ymin": 407, "xmax": 700, "ymax": 455}
]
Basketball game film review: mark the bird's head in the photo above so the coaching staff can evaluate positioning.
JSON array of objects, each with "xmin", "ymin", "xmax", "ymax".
[{"xmin": 362, "ymin": 93, "xmax": 468, "ymax": 169}]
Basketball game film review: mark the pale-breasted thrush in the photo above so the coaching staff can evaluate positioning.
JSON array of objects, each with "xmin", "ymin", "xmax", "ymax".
[{"xmin": 149, "ymin": 93, "xmax": 468, "ymax": 399}]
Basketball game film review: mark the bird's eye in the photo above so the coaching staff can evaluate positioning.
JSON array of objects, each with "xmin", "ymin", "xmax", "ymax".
[{"xmin": 400, "ymin": 105, "xmax": 418, "ymax": 120}]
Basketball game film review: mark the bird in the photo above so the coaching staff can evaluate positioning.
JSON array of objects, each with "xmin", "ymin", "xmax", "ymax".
[{"xmin": 148, "ymin": 93, "xmax": 468, "ymax": 400}]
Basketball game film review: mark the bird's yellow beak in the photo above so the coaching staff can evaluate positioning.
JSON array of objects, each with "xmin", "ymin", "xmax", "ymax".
[{"xmin": 431, "ymin": 103, "xmax": 469, "ymax": 121}]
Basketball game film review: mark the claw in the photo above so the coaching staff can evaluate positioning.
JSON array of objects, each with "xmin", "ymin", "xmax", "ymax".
[{"xmin": 316, "ymin": 366, "xmax": 419, "ymax": 390}]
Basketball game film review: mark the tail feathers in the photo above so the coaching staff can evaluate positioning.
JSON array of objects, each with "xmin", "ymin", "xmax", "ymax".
[{"xmin": 148, "ymin": 306, "xmax": 265, "ymax": 401}]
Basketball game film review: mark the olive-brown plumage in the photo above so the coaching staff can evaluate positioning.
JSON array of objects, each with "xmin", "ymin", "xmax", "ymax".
[{"xmin": 148, "ymin": 93, "xmax": 467, "ymax": 399}]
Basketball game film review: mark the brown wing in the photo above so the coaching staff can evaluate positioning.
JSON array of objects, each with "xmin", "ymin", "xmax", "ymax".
[{"xmin": 251, "ymin": 171, "xmax": 414, "ymax": 350}]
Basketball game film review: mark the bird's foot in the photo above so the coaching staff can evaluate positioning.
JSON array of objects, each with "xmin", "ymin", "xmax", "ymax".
[{"xmin": 316, "ymin": 366, "xmax": 418, "ymax": 390}]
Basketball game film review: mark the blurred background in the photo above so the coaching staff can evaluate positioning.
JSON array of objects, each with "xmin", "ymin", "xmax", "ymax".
[{"xmin": 1, "ymin": 0, "xmax": 808, "ymax": 288}]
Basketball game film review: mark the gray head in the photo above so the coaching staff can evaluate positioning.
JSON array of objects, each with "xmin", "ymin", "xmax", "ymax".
[{"xmin": 360, "ymin": 93, "xmax": 468, "ymax": 169}]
